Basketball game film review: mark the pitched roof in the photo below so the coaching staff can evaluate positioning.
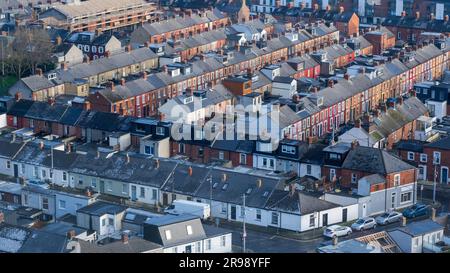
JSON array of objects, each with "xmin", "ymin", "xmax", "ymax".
[
  {"xmin": 342, "ymin": 146, "xmax": 415, "ymax": 174},
  {"xmin": 265, "ymin": 190, "xmax": 340, "ymax": 215},
  {"xmin": 425, "ymin": 136, "xmax": 450, "ymax": 150},
  {"xmin": 76, "ymin": 201, "xmax": 127, "ymax": 216},
  {"xmin": 79, "ymin": 237, "xmax": 162, "ymax": 253}
]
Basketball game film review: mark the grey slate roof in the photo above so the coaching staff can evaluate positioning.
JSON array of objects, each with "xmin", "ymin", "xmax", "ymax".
[
  {"xmin": 79, "ymin": 237, "xmax": 162, "ymax": 253},
  {"xmin": 425, "ymin": 136, "xmax": 450, "ymax": 150},
  {"xmin": 193, "ymin": 168, "xmax": 283, "ymax": 208},
  {"xmin": 396, "ymin": 219, "xmax": 444, "ymax": 237},
  {"xmin": 265, "ymin": 190, "xmax": 340, "ymax": 215},
  {"xmin": 342, "ymin": 146, "xmax": 415, "ymax": 174},
  {"xmin": 76, "ymin": 201, "xmax": 127, "ymax": 217}
]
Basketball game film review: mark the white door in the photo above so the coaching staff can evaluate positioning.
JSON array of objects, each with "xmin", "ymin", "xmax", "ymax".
[
  {"xmin": 362, "ymin": 203, "xmax": 367, "ymax": 217},
  {"xmin": 418, "ymin": 165, "xmax": 427, "ymax": 181}
]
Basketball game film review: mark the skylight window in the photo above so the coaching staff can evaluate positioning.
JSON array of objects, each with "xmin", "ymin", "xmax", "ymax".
[
  {"xmin": 165, "ymin": 230, "xmax": 172, "ymax": 240},
  {"xmin": 262, "ymin": 191, "xmax": 269, "ymax": 197},
  {"xmin": 222, "ymin": 183, "xmax": 228, "ymax": 191},
  {"xmin": 212, "ymin": 182, "xmax": 219, "ymax": 189},
  {"xmin": 246, "ymin": 188, "xmax": 253, "ymax": 195}
]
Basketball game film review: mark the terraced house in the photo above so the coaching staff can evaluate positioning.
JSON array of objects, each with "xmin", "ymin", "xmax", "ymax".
[
  {"xmin": 130, "ymin": 8, "xmax": 229, "ymax": 45},
  {"xmin": 9, "ymin": 47, "xmax": 159, "ymax": 101},
  {"xmin": 38, "ymin": 0, "xmax": 158, "ymax": 32}
]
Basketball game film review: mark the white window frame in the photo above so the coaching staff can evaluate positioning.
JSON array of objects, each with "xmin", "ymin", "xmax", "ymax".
[
  {"xmin": 407, "ymin": 152, "xmax": 415, "ymax": 161},
  {"xmin": 394, "ymin": 174, "xmax": 401, "ymax": 187},
  {"xmin": 420, "ymin": 153, "xmax": 427, "ymax": 163}
]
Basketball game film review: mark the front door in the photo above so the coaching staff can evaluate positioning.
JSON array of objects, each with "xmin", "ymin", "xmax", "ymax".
[
  {"xmin": 322, "ymin": 213, "xmax": 328, "ymax": 227},
  {"xmin": 13, "ymin": 164, "xmax": 18, "ymax": 178},
  {"xmin": 391, "ymin": 193, "xmax": 396, "ymax": 209},
  {"xmin": 99, "ymin": 180, "xmax": 105, "ymax": 193},
  {"xmin": 162, "ymin": 193, "xmax": 168, "ymax": 206},
  {"xmin": 131, "ymin": 186, "xmax": 137, "ymax": 201},
  {"xmin": 441, "ymin": 167, "xmax": 449, "ymax": 184},
  {"xmin": 342, "ymin": 208, "xmax": 348, "ymax": 222},
  {"xmin": 418, "ymin": 165, "xmax": 427, "ymax": 180},
  {"xmin": 230, "ymin": 205, "xmax": 236, "ymax": 220},
  {"xmin": 362, "ymin": 203, "xmax": 367, "ymax": 217}
]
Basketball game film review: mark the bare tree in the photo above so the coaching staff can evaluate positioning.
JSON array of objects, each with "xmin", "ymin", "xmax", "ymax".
[{"xmin": 6, "ymin": 27, "xmax": 53, "ymax": 78}]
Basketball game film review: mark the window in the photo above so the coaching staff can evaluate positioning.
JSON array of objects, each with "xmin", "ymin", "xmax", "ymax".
[
  {"xmin": 144, "ymin": 145, "xmax": 153, "ymax": 155},
  {"xmin": 219, "ymin": 151, "xmax": 224, "ymax": 160},
  {"xmin": 59, "ymin": 200, "xmax": 66, "ymax": 209},
  {"xmin": 206, "ymin": 239, "xmax": 211, "ymax": 250},
  {"xmin": 107, "ymin": 181, "xmax": 112, "ymax": 192},
  {"xmin": 63, "ymin": 172, "xmax": 67, "ymax": 181},
  {"xmin": 182, "ymin": 224, "xmax": 193, "ymax": 236},
  {"xmin": 281, "ymin": 145, "xmax": 296, "ymax": 154},
  {"xmin": 152, "ymin": 189, "xmax": 157, "ymax": 200},
  {"xmin": 196, "ymin": 241, "xmax": 201, "ymax": 252},
  {"xmin": 178, "ymin": 143, "xmax": 185, "ymax": 153},
  {"xmin": 394, "ymin": 174, "xmax": 400, "ymax": 187},
  {"xmin": 140, "ymin": 187, "xmax": 145, "ymax": 198},
  {"xmin": 397, "ymin": 32, "xmax": 401, "ymax": 39},
  {"xmin": 420, "ymin": 154, "xmax": 427, "ymax": 163},
  {"xmin": 122, "ymin": 184, "xmax": 127, "ymax": 194},
  {"xmin": 165, "ymin": 230, "xmax": 172, "ymax": 240},
  {"xmin": 309, "ymin": 215, "xmax": 315, "ymax": 227},
  {"xmin": 256, "ymin": 209, "xmax": 261, "ymax": 221},
  {"xmin": 306, "ymin": 165, "xmax": 312, "ymax": 175},
  {"xmin": 271, "ymin": 212, "xmax": 279, "ymax": 225},
  {"xmin": 221, "ymin": 235, "xmax": 226, "ymax": 247},
  {"xmin": 108, "ymin": 218, "xmax": 113, "ymax": 226},
  {"xmin": 23, "ymin": 194, "xmax": 28, "ymax": 205},
  {"xmin": 102, "ymin": 218, "xmax": 106, "ymax": 226},
  {"xmin": 351, "ymin": 173, "xmax": 358, "ymax": 184},
  {"xmin": 407, "ymin": 152, "xmax": 415, "ymax": 161},
  {"xmin": 240, "ymin": 206, "xmax": 245, "ymax": 218},
  {"xmin": 6, "ymin": 161, "xmax": 10, "ymax": 169},
  {"xmin": 221, "ymin": 203, "xmax": 227, "ymax": 214},
  {"xmin": 42, "ymin": 198, "xmax": 49, "ymax": 210},
  {"xmin": 401, "ymin": 192, "xmax": 412, "ymax": 203},
  {"xmin": 21, "ymin": 164, "xmax": 25, "ymax": 174},
  {"xmin": 330, "ymin": 169, "xmax": 336, "ymax": 180},
  {"xmin": 78, "ymin": 179, "xmax": 83, "ymax": 185},
  {"xmin": 41, "ymin": 169, "xmax": 46, "ymax": 178},
  {"xmin": 91, "ymin": 178, "xmax": 97, "ymax": 188},
  {"xmin": 156, "ymin": 127, "xmax": 164, "ymax": 135},
  {"xmin": 433, "ymin": 152, "xmax": 441, "ymax": 164},
  {"xmin": 33, "ymin": 166, "xmax": 38, "ymax": 177}
]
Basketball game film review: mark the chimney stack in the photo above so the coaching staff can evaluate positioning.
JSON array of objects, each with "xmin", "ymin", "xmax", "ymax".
[
  {"xmin": 429, "ymin": 13, "xmax": 434, "ymax": 21},
  {"xmin": 351, "ymin": 140, "xmax": 359, "ymax": 149},
  {"xmin": 125, "ymin": 44, "xmax": 132, "ymax": 53},
  {"xmin": 155, "ymin": 159, "xmax": 160, "ymax": 169},
  {"xmin": 48, "ymin": 97, "xmax": 55, "ymax": 106},
  {"xmin": 355, "ymin": 119, "xmax": 361, "ymax": 128},
  {"xmin": 36, "ymin": 68, "xmax": 43, "ymax": 76},
  {"xmin": 401, "ymin": 216, "xmax": 407, "ymax": 227},
  {"xmin": 142, "ymin": 71, "xmax": 148, "ymax": 80},
  {"xmin": 397, "ymin": 97, "xmax": 403, "ymax": 105},
  {"xmin": 313, "ymin": 3, "xmax": 319, "ymax": 11},
  {"xmin": 415, "ymin": 11, "xmax": 420, "ymax": 20},
  {"xmin": 445, "ymin": 15, "xmax": 449, "ymax": 22},
  {"xmin": 343, "ymin": 73, "xmax": 350, "ymax": 80},
  {"xmin": 110, "ymin": 82, "xmax": 115, "ymax": 92},
  {"xmin": 39, "ymin": 141, "xmax": 44, "ymax": 150},
  {"xmin": 327, "ymin": 79, "xmax": 334, "ymax": 88},
  {"xmin": 120, "ymin": 78, "xmax": 126, "ymax": 86},
  {"xmin": 126, "ymin": 153, "xmax": 130, "ymax": 164},
  {"xmin": 339, "ymin": 6, "xmax": 344, "ymax": 14},
  {"xmin": 401, "ymin": 11, "xmax": 406, "ymax": 18},
  {"xmin": 15, "ymin": 92, "xmax": 22, "ymax": 101},
  {"xmin": 67, "ymin": 230, "xmax": 76, "ymax": 240},
  {"xmin": 431, "ymin": 207, "xmax": 436, "ymax": 221},
  {"xmin": 62, "ymin": 62, "xmax": 68, "ymax": 71}
]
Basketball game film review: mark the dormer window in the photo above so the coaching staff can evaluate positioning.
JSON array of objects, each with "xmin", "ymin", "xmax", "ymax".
[
  {"xmin": 281, "ymin": 145, "xmax": 296, "ymax": 154},
  {"xmin": 183, "ymin": 96, "xmax": 193, "ymax": 104},
  {"xmin": 156, "ymin": 126, "xmax": 164, "ymax": 135},
  {"xmin": 186, "ymin": 225, "xmax": 193, "ymax": 235}
]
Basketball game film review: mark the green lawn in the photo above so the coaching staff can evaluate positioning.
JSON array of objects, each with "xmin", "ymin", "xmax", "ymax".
[{"xmin": 0, "ymin": 75, "xmax": 18, "ymax": 96}]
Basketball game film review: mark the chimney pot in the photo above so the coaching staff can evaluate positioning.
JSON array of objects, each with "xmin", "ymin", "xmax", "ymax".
[
  {"xmin": 415, "ymin": 11, "xmax": 420, "ymax": 20},
  {"xmin": 120, "ymin": 78, "xmax": 126, "ymax": 86},
  {"xmin": 431, "ymin": 207, "xmax": 436, "ymax": 221},
  {"xmin": 188, "ymin": 166, "xmax": 193, "ymax": 176},
  {"xmin": 15, "ymin": 92, "xmax": 22, "ymax": 101},
  {"xmin": 401, "ymin": 216, "xmax": 407, "ymax": 227}
]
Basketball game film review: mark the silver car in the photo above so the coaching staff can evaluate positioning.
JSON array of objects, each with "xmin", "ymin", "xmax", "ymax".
[
  {"xmin": 323, "ymin": 225, "xmax": 352, "ymax": 238},
  {"xmin": 351, "ymin": 217, "xmax": 376, "ymax": 231},
  {"xmin": 375, "ymin": 211, "xmax": 403, "ymax": 225}
]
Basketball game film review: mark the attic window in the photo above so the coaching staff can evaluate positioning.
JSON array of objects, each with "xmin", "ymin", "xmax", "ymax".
[
  {"xmin": 222, "ymin": 183, "xmax": 228, "ymax": 191},
  {"xmin": 246, "ymin": 188, "xmax": 253, "ymax": 195},
  {"xmin": 212, "ymin": 182, "xmax": 219, "ymax": 189}
]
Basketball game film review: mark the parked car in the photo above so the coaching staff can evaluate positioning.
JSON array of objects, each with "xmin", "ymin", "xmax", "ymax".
[
  {"xmin": 351, "ymin": 217, "xmax": 376, "ymax": 231},
  {"xmin": 26, "ymin": 179, "xmax": 49, "ymax": 189},
  {"xmin": 323, "ymin": 225, "xmax": 352, "ymax": 238},
  {"xmin": 403, "ymin": 204, "xmax": 429, "ymax": 219},
  {"xmin": 375, "ymin": 211, "xmax": 403, "ymax": 225}
]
